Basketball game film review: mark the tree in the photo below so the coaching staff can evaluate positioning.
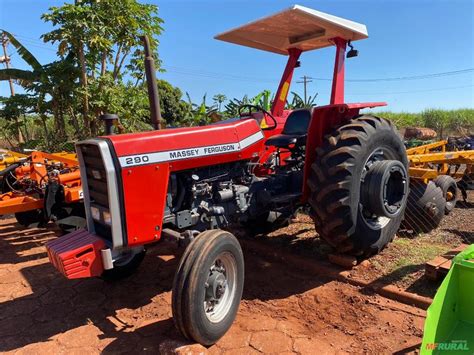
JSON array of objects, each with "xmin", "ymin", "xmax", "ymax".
[
  {"xmin": 1, "ymin": 0, "xmax": 165, "ymax": 148},
  {"xmin": 0, "ymin": 31, "xmax": 79, "ymax": 144},
  {"xmin": 212, "ymin": 94, "xmax": 227, "ymax": 112},
  {"xmin": 0, "ymin": 30, "xmax": 43, "ymax": 142},
  {"xmin": 41, "ymin": 0, "xmax": 163, "ymax": 136},
  {"xmin": 157, "ymin": 79, "xmax": 192, "ymax": 127},
  {"xmin": 0, "ymin": 94, "xmax": 36, "ymax": 144}
]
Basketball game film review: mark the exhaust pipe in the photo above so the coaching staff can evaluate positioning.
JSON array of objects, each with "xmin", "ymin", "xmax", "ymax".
[
  {"xmin": 100, "ymin": 113, "xmax": 119, "ymax": 135},
  {"xmin": 141, "ymin": 35, "xmax": 162, "ymax": 130}
]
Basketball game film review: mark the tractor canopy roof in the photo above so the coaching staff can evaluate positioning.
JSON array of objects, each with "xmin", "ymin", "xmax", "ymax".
[{"xmin": 215, "ymin": 5, "xmax": 368, "ymax": 55}]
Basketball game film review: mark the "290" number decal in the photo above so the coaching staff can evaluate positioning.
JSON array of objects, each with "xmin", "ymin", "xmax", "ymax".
[{"xmin": 125, "ymin": 155, "xmax": 150, "ymax": 165}]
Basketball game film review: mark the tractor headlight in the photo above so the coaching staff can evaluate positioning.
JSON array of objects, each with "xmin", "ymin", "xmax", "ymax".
[
  {"xmin": 91, "ymin": 206, "xmax": 100, "ymax": 221},
  {"xmin": 91, "ymin": 169, "xmax": 102, "ymax": 180},
  {"xmin": 91, "ymin": 205, "xmax": 111, "ymax": 225},
  {"xmin": 103, "ymin": 211, "xmax": 112, "ymax": 225}
]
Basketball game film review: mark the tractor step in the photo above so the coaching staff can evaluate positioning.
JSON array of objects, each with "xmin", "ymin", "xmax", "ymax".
[{"xmin": 425, "ymin": 244, "xmax": 470, "ymax": 280}]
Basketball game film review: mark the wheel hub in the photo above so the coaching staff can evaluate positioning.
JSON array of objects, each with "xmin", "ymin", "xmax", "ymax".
[
  {"xmin": 361, "ymin": 160, "xmax": 408, "ymax": 219},
  {"xmin": 205, "ymin": 267, "xmax": 227, "ymax": 302},
  {"xmin": 203, "ymin": 253, "xmax": 238, "ymax": 324}
]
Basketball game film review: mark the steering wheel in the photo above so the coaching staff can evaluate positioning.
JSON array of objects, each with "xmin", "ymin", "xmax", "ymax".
[{"xmin": 237, "ymin": 104, "xmax": 277, "ymax": 130}]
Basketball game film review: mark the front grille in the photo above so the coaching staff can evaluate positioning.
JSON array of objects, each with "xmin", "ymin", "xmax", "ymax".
[{"xmin": 79, "ymin": 143, "xmax": 113, "ymax": 242}]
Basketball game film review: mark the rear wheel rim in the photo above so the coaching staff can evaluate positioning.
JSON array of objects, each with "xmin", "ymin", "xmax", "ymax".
[
  {"xmin": 204, "ymin": 252, "xmax": 237, "ymax": 323},
  {"xmin": 360, "ymin": 147, "xmax": 406, "ymax": 230},
  {"xmin": 446, "ymin": 186, "xmax": 456, "ymax": 202}
]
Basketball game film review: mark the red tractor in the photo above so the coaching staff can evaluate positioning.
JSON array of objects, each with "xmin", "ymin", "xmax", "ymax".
[{"xmin": 46, "ymin": 5, "xmax": 409, "ymax": 346}]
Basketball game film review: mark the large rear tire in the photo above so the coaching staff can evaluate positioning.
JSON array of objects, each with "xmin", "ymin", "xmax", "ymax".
[
  {"xmin": 172, "ymin": 229, "xmax": 244, "ymax": 346},
  {"xmin": 307, "ymin": 115, "xmax": 409, "ymax": 256}
]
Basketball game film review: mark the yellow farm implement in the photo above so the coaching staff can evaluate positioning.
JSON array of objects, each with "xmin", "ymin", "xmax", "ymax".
[
  {"xmin": 402, "ymin": 139, "xmax": 473, "ymax": 233},
  {"xmin": 407, "ymin": 140, "xmax": 474, "ymax": 180}
]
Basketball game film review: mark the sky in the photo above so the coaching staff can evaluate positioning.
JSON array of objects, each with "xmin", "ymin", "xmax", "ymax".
[{"xmin": 0, "ymin": 0, "xmax": 473, "ymax": 112}]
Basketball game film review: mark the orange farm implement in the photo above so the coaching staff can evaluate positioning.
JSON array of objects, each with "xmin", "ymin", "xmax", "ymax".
[{"xmin": 0, "ymin": 150, "xmax": 85, "ymax": 230}]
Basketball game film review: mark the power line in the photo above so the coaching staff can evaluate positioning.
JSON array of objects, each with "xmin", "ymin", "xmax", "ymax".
[
  {"xmin": 11, "ymin": 37, "xmax": 57, "ymax": 52},
  {"xmin": 163, "ymin": 66, "xmax": 474, "ymax": 84},
  {"xmin": 8, "ymin": 32, "xmax": 474, "ymax": 83},
  {"xmin": 346, "ymin": 84, "xmax": 474, "ymax": 96},
  {"xmin": 162, "ymin": 66, "xmax": 276, "ymax": 83},
  {"xmin": 6, "ymin": 31, "xmax": 474, "ymax": 98},
  {"xmin": 11, "ymin": 34, "xmax": 44, "ymax": 43},
  {"xmin": 307, "ymin": 68, "xmax": 474, "ymax": 82}
]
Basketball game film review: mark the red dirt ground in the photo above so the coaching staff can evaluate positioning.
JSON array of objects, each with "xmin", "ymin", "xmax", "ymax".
[{"xmin": 0, "ymin": 216, "xmax": 425, "ymax": 354}]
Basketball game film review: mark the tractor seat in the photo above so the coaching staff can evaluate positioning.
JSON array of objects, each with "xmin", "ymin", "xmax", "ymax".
[{"xmin": 265, "ymin": 109, "xmax": 312, "ymax": 148}]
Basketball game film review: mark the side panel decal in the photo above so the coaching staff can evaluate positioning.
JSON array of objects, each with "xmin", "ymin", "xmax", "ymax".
[{"xmin": 118, "ymin": 131, "xmax": 264, "ymax": 167}]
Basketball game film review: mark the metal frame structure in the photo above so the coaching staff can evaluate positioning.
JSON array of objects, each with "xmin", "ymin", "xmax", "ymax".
[
  {"xmin": 0, "ymin": 151, "xmax": 82, "ymax": 216},
  {"xmin": 407, "ymin": 140, "xmax": 474, "ymax": 180}
]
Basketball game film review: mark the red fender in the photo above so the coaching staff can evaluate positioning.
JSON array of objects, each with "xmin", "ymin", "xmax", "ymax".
[{"xmin": 302, "ymin": 102, "xmax": 387, "ymax": 202}]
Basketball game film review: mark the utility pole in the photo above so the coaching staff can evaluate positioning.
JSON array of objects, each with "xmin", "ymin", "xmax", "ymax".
[
  {"xmin": 296, "ymin": 75, "xmax": 313, "ymax": 105},
  {"xmin": 1, "ymin": 32, "xmax": 24, "ymax": 143},
  {"xmin": 1, "ymin": 33, "xmax": 15, "ymax": 96}
]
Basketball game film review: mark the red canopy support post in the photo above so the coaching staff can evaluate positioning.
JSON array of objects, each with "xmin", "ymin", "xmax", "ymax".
[
  {"xmin": 330, "ymin": 37, "xmax": 347, "ymax": 105},
  {"xmin": 271, "ymin": 48, "xmax": 302, "ymax": 117}
]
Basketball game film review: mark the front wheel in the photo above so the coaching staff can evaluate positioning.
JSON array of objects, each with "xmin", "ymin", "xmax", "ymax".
[
  {"xmin": 101, "ymin": 248, "xmax": 146, "ymax": 281},
  {"xmin": 307, "ymin": 115, "xmax": 409, "ymax": 256},
  {"xmin": 172, "ymin": 229, "xmax": 244, "ymax": 346}
]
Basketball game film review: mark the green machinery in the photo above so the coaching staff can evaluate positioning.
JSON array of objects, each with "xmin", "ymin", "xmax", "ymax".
[{"xmin": 421, "ymin": 244, "xmax": 474, "ymax": 354}]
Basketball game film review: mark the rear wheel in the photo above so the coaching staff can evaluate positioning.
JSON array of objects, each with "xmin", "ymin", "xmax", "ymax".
[
  {"xmin": 307, "ymin": 115, "xmax": 409, "ymax": 256},
  {"xmin": 172, "ymin": 229, "xmax": 244, "ymax": 346},
  {"xmin": 434, "ymin": 175, "xmax": 458, "ymax": 214},
  {"xmin": 242, "ymin": 211, "xmax": 289, "ymax": 235},
  {"xmin": 402, "ymin": 180, "xmax": 446, "ymax": 233}
]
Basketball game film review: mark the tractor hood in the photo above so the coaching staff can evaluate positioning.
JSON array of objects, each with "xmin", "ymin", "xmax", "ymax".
[{"xmin": 103, "ymin": 118, "xmax": 265, "ymax": 172}]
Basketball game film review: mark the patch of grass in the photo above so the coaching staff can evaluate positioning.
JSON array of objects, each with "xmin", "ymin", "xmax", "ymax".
[
  {"xmin": 368, "ymin": 236, "xmax": 453, "ymax": 291},
  {"xmin": 394, "ymin": 238, "xmax": 447, "ymax": 261},
  {"xmin": 376, "ymin": 237, "xmax": 449, "ymax": 272}
]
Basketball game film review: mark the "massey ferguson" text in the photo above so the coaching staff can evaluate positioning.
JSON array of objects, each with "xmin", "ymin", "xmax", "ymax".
[{"xmin": 168, "ymin": 144, "xmax": 237, "ymax": 160}]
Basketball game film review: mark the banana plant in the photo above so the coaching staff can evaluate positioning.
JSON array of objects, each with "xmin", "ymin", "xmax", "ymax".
[
  {"xmin": 251, "ymin": 89, "xmax": 273, "ymax": 111},
  {"xmin": 185, "ymin": 93, "xmax": 218, "ymax": 126},
  {"xmin": 0, "ymin": 31, "xmax": 78, "ymax": 143},
  {"xmin": 224, "ymin": 90, "xmax": 274, "ymax": 117},
  {"xmin": 287, "ymin": 91, "xmax": 318, "ymax": 109},
  {"xmin": 0, "ymin": 30, "xmax": 43, "ymax": 84},
  {"xmin": 0, "ymin": 30, "xmax": 45, "ymax": 142}
]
